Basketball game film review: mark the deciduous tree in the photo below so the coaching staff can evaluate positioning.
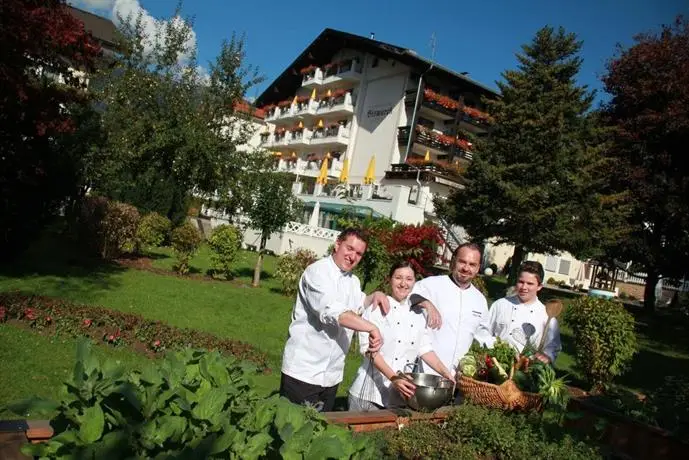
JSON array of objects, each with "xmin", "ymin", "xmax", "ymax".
[
  {"xmin": 601, "ymin": 16, "xmax": 689, "ymax": 311},
  {"xmin": 93, "ymin": 6, "xmax": 262, "ymax": 223},
  {"xmin": 244, "ymin": 172, "xmax": 302, "ymax": 287},
  {"xmin": 0, "ymin": 0, "xmax": 101, "ymax": 257}
]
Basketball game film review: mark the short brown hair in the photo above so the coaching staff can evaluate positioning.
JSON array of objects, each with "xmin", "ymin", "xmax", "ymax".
[
  {"xmin": 337, "ymin": 228, "xmax": 369, "ymax": 246},
  {"xmin": 450, "ymin": 242, "xmax": 482, "ymax": 269},
  {"xmin": 518, "ymin": 261, "xmax": 545, "ymax": 284}
]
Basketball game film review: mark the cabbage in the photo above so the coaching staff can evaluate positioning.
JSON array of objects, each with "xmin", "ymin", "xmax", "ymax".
[{"xmin": 461, "ymin": 364, "xmax": 477, "ymax": 378}]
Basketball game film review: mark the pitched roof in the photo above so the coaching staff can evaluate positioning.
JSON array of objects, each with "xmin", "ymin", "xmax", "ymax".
[
  {"xmin": 256, "ymin": 28, "xmax": 499, "ymax": 106},
  {"xmin": 67, "ymin": 5, "xmax": 118, "ymax": 49}
]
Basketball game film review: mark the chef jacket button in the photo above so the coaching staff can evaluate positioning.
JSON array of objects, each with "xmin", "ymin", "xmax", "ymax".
[{"xmin": 398, "ymin": 340, "xmax": 401, "ymax": 343}]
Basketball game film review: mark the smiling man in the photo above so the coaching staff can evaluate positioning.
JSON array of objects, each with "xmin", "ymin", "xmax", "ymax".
[
  {"xmin": 280, "ymin": 228, "xmax": 390, "ymax": 412},
  {"xmin": 482, "ymin": 261, "xmax": 561, "ymax": 364},
  {"xmin": 408, "ymin": 243, "xmax": 491, "ymax": 377}
]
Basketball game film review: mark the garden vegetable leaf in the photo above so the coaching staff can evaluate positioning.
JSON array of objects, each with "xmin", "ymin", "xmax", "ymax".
[
  {"xmin": 192, "ymin": 388, "xmax": 226, "ymax": 421},
  {"xmin": 78, "ymin": 404, "xmax": 104, "ymax": 443},
  {"xmin": 304, "ymin": 433, "xmax": 347, "ymax": 460}
]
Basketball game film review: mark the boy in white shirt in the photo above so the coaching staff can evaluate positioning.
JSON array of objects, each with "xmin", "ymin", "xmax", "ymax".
[{"xmin": 482, "ymin": 261, "xmax": 561, "ymax": 364}]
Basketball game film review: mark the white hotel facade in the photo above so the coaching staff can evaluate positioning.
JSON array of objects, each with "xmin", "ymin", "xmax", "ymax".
[{"xmin": 204, "ymin": 28, "xmax": 593, "ymax": 289}]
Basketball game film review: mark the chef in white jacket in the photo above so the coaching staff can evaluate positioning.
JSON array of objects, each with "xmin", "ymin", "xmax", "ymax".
[
  {"xmin": 481, "ymin": 261, "xmax": 561, "ymax": 364},
  {"xmin": 348, "ymin": 261, "xmax": 454, "ymax": 411},
  {"xmin": 408, "ymin": 243, "xmax": 492, "ymax": 377}
]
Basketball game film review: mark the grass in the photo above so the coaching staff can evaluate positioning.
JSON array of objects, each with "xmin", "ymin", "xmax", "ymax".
[{"xmin": 2, "ymin": 230, "xmax": 688, "ymax": 415}]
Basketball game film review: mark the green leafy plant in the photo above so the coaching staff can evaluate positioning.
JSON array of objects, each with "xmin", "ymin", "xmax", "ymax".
[
  {"xmin": 5, "ymin": 340, "xmax": 380, "ymax": 459},
  {"xmin": 275, "ymin": 248, "xmax": 318, "ymax": 296},
  {"xmin": 136, "ymin": 212, "xmax": 172, "ymax": 251},
  {"xmin": 171, "ymin": 221, "xmax": 202, "ymax": 274},
  {"xmin": 207, "ymin": 224, "xmax": 242, "ymax": 279},
  {"xmin": 565, "ymin": 296, "xmax": 638, "ymax": 391}
]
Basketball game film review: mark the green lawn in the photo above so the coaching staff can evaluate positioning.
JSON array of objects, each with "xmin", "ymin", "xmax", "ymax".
[{"xmin": 1, "ymin": 232, "xmax": 688, "ymax": 416}]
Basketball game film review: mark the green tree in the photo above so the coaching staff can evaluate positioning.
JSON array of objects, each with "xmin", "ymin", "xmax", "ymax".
[
  {"xmin": 601, "ymin": 16, "xmax": 689, "ymax": 311},
  {"xmin": 92, "ymin": 5, "xmax": 262, "ymax": 224},
  {"xmin": 436, "ymin": 26, "xmax": 624, "ymax": 283},
  {"xmin": 244, "ymin": 172, "xmax": 302, "ymax": 287}
]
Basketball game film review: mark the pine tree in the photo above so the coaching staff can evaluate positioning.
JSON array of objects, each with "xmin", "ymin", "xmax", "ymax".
[{"xmin": 436, "ymin": 26, "xmax": 625, "ymax": 283}]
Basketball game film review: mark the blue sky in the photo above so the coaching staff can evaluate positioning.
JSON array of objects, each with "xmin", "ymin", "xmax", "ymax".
[{"xmin": 76, "ymin": 0, "xmax": 686, "ymax": 106}]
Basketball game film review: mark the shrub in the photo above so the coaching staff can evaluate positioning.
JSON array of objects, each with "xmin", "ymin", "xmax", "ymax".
[
  {"xmin": 382, "ymin": 404, "xmax": 601, "ymax": 459},
  {"xmin": 650, "ymin": 376, "xmax": 689, "ymax": 441},
  {"xmin": 171, "ymin": 221, "xmax": 202, "ymax": 274},
  {"xmin": 9, "ymin": 341, "xmax": 379, "ymax": 459},
  {"xmin": 207, "ymin": 224, "xmax": 242, "ymax": 279},
  {"xmin": 565, "ymin": 296, "xmax": 638, "ymax": 391},
  {"xmin": 275, "ymin": 248, "xmax": 318, "ymax": 296},
  {"xmin": 136, "ymin": 212, "xmax": 171, "ymax": 250},
  {"xmin": 101, "ymin": 201, "xmax": 141, "ymax": 258},
  {"xmin": 78, "ymin": 196, "xmax": 140, "ymax": 259}
]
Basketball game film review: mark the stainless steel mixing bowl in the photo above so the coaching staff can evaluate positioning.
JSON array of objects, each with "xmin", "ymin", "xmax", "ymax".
[{"xmin": 403, "ymin": 372, "xmax": 454, "ymax": 411}]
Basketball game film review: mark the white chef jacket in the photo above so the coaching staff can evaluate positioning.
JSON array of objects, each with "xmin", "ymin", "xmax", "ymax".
[
  {"xmin": 482, "ymin": 296, "xmax": 562, "ymax": 363},
  {"xmin": 281, "ymin": 256, "xmax": 366, "ymax": 387},
  {"xmin": 411, "ymin": 275, "xmax": 490, "ymax": 376},
  {"xmin": 348, "ymin": 296, "xmax": 435, "ymax": 407}
]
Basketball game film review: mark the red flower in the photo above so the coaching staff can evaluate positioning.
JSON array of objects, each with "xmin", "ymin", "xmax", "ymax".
[
  {"xmin": 153, "ymin": 340, "xmax": 161, "ymax": 348},
  {"xmin": 83, "ymin": 319, "xmax": 92, "ymax": 327},
  {"xmin": 45, "ymin": 316, "xmax": 52, "ymax": 323},
  {"xmin": 108, "ymin": 335, "xmax": 115, "ymax": 341}
]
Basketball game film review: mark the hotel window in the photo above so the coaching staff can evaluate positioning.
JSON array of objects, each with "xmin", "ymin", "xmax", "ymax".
[
  {"xmin": 558, "ymin": 259, "xmax": 571, "ymax": 276},
  {"xmin": 544, "ymin": 256, "xmax": 558, "ymax": 272}
]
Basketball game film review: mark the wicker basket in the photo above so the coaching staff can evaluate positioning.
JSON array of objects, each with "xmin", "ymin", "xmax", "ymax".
[{"xmin": 456, "ymin": 375, "xmax": 543, "ymax": 412}]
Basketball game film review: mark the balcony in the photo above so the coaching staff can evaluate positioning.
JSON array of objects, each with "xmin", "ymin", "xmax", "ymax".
[
  {"xmin": 385, "ymin": 162, "xmax": 466, "ymax": 189},
  {"xmin": 301, "ymin": 66, "xmax": 324, "ymax": 88},
  {"xmin": 397, "ymin": 125, "xmax": 473, "ymax": 160},
  {"xmin": 275, "ymin": 155, "xmax": 344, "ymax": 179},
  {"xmin": 286, "ymin": 128, "xmax": 311, "ymax": 148},
  {"xmin": 316, "ymin": 90, "xmax": 355, "ymax": 117},
  {"xmin": 322, "ymin": 58, "xmax": 362, "ymax": 85},
  {"xmin": 405, "ymin": 88, "xmax": 493, "ymax": 133},
  {"xmin": 310, "ymin": 124, "xmax": 351, "ymax": 148}
]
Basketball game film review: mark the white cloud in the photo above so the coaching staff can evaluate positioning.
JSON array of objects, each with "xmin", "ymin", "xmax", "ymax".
[
  {"xmin": 73, "ymin": 0, "xmax": 197, "ymax": 66},
  {"xmin": 112, "ymin": 0, "xmax": 197, "ymax": 64}
]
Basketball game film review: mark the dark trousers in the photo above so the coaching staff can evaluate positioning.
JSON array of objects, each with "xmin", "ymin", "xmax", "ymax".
[{"xmin": 279, "ymin": 373, "xmax": 338, "ymax": 412}]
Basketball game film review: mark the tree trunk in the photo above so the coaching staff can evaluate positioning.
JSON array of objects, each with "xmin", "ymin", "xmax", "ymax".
[
  {"xmin": 508, "ymin": 245, "xmax": 526, "ymax": 286},
  {"xmin": 643, "ymin": 269, "xmax": 659, "ymax": 313},
  {"xmin": 252, "ymin": 232, "xmax": 267, "ymax": 287}
]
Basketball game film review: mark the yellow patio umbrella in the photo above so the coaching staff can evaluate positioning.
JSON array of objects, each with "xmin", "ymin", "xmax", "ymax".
[
  {"xmin": 316, "ymin": 157, "xmax": 329, "ymax": 184},
  {"xmin": 310, "ymin": 88, "xmax": 317, "ymax": 99},
  {"xmin": 326, "ymin": 88, "xmax": 332, "ymax": 97},
  {"xmin": 363, "ymin": 155, "xmax": 376, "ymax": 184},
  {"xmin": 325, "ymin": 151, "xmax": 331, "ymax": 159},
  {"xmin": 291, "ymin": 151, "xmax": 297, "ymax": 158},
  {"xmin": 424, "ymin": 149, "xmax": 431, "ymax": 162},
  {"xmin": 339, "ymin": 158, "xmax": 350, "ymax": 183},
  {"xmin": 317, "ymin": 119, "xmax": 324, "ymax": 128},
  {"xmin": 298, "ymin": 120, "xmax": 303, "ymax": 128},
  {"xmin": 273, "ymin": 151, "xmax": 282, "ymax": 156},
  {"xmin": 292, "ymin": 95, "xmax": 298, "ymax": 105}
]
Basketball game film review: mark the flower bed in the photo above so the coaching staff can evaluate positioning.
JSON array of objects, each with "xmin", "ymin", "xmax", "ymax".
[{"xmin": 0, "ymin": 291, "xmax": 269, "ymax": 370}]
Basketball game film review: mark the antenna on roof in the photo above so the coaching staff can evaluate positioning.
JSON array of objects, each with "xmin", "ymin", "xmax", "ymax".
[
  {"xmin": 370, "ymin": 32, "xmax": 375, "ymax": 40},
  {"xmin": 429, "ymin": 32, "xmax": 437, "ymax": 63}
]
